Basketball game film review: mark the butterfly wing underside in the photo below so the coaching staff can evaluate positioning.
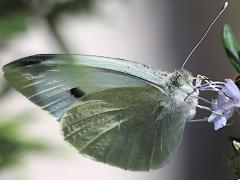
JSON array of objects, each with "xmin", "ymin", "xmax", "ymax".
[
  {"xmin": 61, "ymin": 85, "xmax": 187, "ymax": 171},
  {"xmin": 3, "ymin": 54, "xmax": 189, "ymax": 171},
  {"xmin": 3, "ymin": 54, "xmax": 167, "ymax": 118}
]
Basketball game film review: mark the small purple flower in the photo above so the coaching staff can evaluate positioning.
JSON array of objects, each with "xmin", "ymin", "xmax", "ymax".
[
  {"xmin": 221, "ymin": 79, "xmax": 240, "ymax": 104},
  {"xmin": 208, "ymin": 79, "xmax": 240, "ymax": 130}
]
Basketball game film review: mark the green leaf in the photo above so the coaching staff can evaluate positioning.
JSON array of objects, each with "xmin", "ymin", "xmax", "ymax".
[
  {"xmin": 222, "ymin": 24, "xmax": 240, "ymax": 74},
  {"xmin": 46, "ymin": 0, "xmax": 97, "ymax": 20},
  {"xmin": 0, "ymin": 13, "xmax": 29, "ymax": 41},
  {"xmin": 224, "ymin": 137, "xmax": 240, "ymax": 178},
  {"xmin": 0, "ymin": 0, "xmax": 97, "ymax": 42},
  {"xmin": 0, "ymin": 81, "xmax": 11, "ymax": 99}
]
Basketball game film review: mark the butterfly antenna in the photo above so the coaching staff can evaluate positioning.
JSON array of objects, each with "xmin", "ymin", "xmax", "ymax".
[{"xmin": 181, "ymin": 1, "xmax": 229, "ymax": 69}]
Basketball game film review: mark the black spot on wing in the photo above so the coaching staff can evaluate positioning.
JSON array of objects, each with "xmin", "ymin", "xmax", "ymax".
[{"xmin": 70, "ymin": 87, "xmax": 85, "ymax": 98}]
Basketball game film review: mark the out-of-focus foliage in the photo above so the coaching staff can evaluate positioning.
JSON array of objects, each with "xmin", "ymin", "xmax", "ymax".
[
  {"xmin": 0, "ymin": 82, "xmax": 11, "ymax": 99},
  {"xmin": 0, "ymin": 0, "xmax": 97, "ymax": 41},
  {"xmin": 0, "ymin": 0, "xmax": 97, "ymax": 95},
  {"xmin": 0, "ymin": 0, "xmax": 98, "ymax": 171},
  {"xmin": 0, "ymin": 0, "xmax": 98, "ymax": 97},
  {"xmin": 45, "ymin": 0, "xmax": 97, "ymax": 19},
  {"xmin": 225, "ymin": 137, "xmax": 240, "ymax": 178},
  {"xmin": 0, "ymin": 13, "xmax": 28, "ymax": 40},
  {"xmin": 0, "ymin": 115, "xmax": 46, "ymax": 169},
  {"xmin": 222, "ymin": 25, "xmax": 240, "ymax": 178},
  {"xmin": 222, "ymin": 24, "xmax": 240, "ymax": 74}
]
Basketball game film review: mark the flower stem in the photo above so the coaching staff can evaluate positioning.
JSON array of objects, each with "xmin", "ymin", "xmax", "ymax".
[{"xmin": 45, "ymin": 16, "xmax": 70, "ymax": 54}]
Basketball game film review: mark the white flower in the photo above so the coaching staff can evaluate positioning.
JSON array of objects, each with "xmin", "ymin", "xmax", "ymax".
[
  {"xmin": 233, "ymin": 140, "xmax": 240, "ymax": 151},
  {"xmin": 208, "ymin": 79, "xmax": 240, "ymax": 130}
]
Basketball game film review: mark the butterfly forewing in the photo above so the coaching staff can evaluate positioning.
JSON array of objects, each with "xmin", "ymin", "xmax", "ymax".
[
  {"xmin": 61, "ymin": 85, "xmax": 187, "ymax": 171},
  {"xmin": 3, "ymin": 54, "xmax": 167, "ymax": 119}
]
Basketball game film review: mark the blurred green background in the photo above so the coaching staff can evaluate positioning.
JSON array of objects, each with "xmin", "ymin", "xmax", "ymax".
[
  {"xmin": 0, "ymin": 0, "xmax": 240, "ymax": 180},
  {"xmin": 0, "ymin": 0, "xmax": 99, "ymax": 179}
]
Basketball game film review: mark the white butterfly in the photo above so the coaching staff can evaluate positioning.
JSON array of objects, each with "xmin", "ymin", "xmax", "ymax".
[{"xmin": 2, "ymin": 1, "xmax": 234, "ymax": 171}]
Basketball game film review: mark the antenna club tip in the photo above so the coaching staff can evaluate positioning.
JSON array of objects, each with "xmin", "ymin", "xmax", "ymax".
[
  {"xmin": 224, "ymin": 1, "xmax": 229, "ymax": 8},
  {"xmin": 181, "ymin": 1, "xmax": 229, "ymax": 69}
]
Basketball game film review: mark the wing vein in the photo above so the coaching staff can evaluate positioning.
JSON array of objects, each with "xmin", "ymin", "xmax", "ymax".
[
  {"xmin": 64, "ymin": 114, "xmax": 119, "ymax": 140},
  {"xmin": 62, "ymin": 108, "xmax": 126, "ymax": 130},
  {"xmin": 80, "ymin": 120, "xmax": 128, "ymax": 152},
  {"xmin": 149, "ymin": 125, "xmax": 158, "ymax": 170},
  {"xmin": 126, "ymin": 135, "xmax": 136, "ymax": 169},
  {"xmin": 41, "ymin": 94, "xmax": 71, "ymax": 108},
  {"xmin": 27, "ymin": 84, "xmax": 65, "ymax": 99},
  {"xmin": 21, "ymin": 80, "xmax": 44, "ymax": 89}
]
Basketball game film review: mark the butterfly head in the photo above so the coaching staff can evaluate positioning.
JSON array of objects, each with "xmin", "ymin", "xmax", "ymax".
[{"xmin": 168, "ymin": 69, "xmax": 194, "ymax": 93}]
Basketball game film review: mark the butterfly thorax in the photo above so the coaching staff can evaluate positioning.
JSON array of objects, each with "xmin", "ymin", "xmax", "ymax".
[{"xmin": 165, "ymin": 69, "xmax": 199, "ymax": 121}]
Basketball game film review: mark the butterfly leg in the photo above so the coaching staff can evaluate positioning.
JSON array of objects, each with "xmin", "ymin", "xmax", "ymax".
[
  {"xmin": 196, "ymin": 104, "xmax": 223, "ymax": 115},
  {"xmin": 188, "ymin": 117, "xmax": 208, "ymax": 122},
  {"xmin": 185, "ymin": 91, "xmax": 214, "ymax": 110},
  {"xmin": 184, "ymin": 91, "xmax": 196, "ymax": 103},
  {"xmin": 185, "ymin": 94, "xmax": 223, "ymax": 115}
]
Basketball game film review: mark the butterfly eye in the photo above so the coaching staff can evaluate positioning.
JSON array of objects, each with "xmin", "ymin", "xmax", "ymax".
[{"xmin": 174, "ymin": 74, "xmax": 185, "ymax": 87}]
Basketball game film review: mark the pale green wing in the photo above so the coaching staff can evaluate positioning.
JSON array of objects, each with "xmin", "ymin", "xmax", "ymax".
[
  {"xmin": 3, "ymin": 54, "xmax": 167, "ymax": 118},
  {"xmin": 61, "ymin": 85, "xmax": 187, "ymax": 171}
]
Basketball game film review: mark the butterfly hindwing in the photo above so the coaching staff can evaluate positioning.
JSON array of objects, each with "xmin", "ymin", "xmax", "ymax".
[
  {"xmin": 3, "ymin": 54, "xmax": 167, "ymax": 118},
  {"xmin": 61, "ymin": 85, "xmax": 187, "ymax": 171}
]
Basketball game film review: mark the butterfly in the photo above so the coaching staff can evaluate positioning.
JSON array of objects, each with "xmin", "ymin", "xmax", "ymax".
[
  {"xmin": 2, "ymin": 54, "xmax": 200, "ymax": 170},
  {"xmin": 2, "ymin": 1, "xmax": 231, "ymax": 172}
]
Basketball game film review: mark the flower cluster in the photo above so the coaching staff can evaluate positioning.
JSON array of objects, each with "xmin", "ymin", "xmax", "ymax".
[{"xmin": 207, "ymin": 79, "xmax": 240, "ymax": 130}]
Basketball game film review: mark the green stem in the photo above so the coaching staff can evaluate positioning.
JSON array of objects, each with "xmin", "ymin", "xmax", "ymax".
[
  {"xmin": 45, "ymin": 16, "xmax": 70, "ymax": 54},
  {"xmin": 0, "ymin": 82, "xmax": 11, "ymax": 99}
]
